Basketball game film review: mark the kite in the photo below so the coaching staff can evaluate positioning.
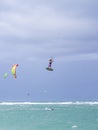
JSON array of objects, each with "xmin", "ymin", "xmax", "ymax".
[
  {"xmin": 4, "ymin": 73, "xmax": 8, "ymax": 79},
  {"xmin": 11, "ymin": 64, "xmax": 19, "ymax": 78}
]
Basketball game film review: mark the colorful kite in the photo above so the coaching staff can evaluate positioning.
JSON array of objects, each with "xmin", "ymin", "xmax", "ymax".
[
  {"xmin": 4, "ymin": 73, "xmax": 8, "ymax": 79},
  {"xmin": 11, "ymin": 64, "xmax": 19, "ymax": 78}
]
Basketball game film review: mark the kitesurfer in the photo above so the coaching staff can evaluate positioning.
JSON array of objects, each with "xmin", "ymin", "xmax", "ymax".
[{"xmin": 48, "ymin": 58, "xmax": 53, "ymax": 68}]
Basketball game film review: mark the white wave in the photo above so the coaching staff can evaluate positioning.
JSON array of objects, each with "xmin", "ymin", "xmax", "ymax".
[
  {"xmin": 72, "ymin": 125, "xmax": 78, "ymax": 128},
  {"xmin": 0, "ymin": 101, "xmax": 98, "ymax": 105}
]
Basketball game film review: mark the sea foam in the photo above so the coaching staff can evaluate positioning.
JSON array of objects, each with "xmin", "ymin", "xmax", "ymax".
[{"xmin": 0, "ymin": 101, "xmax": 98, "ymax": 105}]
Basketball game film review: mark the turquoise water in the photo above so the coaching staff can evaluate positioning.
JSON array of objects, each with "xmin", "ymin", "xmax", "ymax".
[{"xmin": 0, "ymin": 102, "xmax": 98, "ymax": 130}]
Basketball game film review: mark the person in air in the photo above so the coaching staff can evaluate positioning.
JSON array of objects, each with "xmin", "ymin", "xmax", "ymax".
[{"xmin": 48, "ymin": 58, "xmax": 53, "ymax": 68}]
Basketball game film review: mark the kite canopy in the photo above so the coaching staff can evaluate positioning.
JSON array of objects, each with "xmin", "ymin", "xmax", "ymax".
[
  {"xmin": 4, "ymin": 73, "xmax": 8, "ymax": 79},
  {"xmin": 11, "ymin": 64, "xmax": 19, "ymax": 78}
]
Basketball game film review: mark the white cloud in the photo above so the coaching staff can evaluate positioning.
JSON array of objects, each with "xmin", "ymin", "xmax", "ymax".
[
  {"xmin": 57, "ymin": 53, "xmax": 98, "ymax": 62},
  {"xmin": 0, "ymin": 0, "xmax": 97, "ymax": 63},
  {"xmin": 0, "ymin": 0, "xmax": 97, "ymax": 39}
]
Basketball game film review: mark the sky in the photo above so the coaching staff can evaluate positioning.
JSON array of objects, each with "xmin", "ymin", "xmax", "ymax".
[{"xmin": 0, "ymin": 0, "xmax": 98, "ymax": 102}]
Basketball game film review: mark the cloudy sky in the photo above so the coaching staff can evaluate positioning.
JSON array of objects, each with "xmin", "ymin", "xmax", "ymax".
[{"xmin": 0, "ymin": 0, "xmax": 98, "ymax": 102}]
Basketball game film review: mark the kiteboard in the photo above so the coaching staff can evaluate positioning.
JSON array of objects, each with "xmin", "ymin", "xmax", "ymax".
[{"xmin": 46, "ymin": 67, "xmax": 53, "ymax": 71}]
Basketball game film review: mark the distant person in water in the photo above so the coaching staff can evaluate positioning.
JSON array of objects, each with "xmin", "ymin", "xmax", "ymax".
[{"xmin": 48, "ymin": 58, "xmax": 53, "ymax": 68}]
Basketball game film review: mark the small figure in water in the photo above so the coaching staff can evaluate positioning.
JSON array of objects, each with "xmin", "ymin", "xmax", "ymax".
[{"xmin": 48, "ymin": 58, "xmax": 53, "ymax": 68}]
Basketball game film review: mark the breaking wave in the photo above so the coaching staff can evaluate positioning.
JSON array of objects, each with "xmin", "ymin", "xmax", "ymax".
[{"xmin": 0, "ymin": 101, "xmax": 98, "ymax": 105}]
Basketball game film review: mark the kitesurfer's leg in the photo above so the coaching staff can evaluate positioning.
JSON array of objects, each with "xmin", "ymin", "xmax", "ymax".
[{"xmin": 48, "ymin": 62, "xmax": 51, "ymax": 68}]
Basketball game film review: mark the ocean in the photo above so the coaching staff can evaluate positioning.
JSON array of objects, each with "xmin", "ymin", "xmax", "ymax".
[{"xmin": 0, "ymin": 102, "xmax": 98, "ymax": 130}]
